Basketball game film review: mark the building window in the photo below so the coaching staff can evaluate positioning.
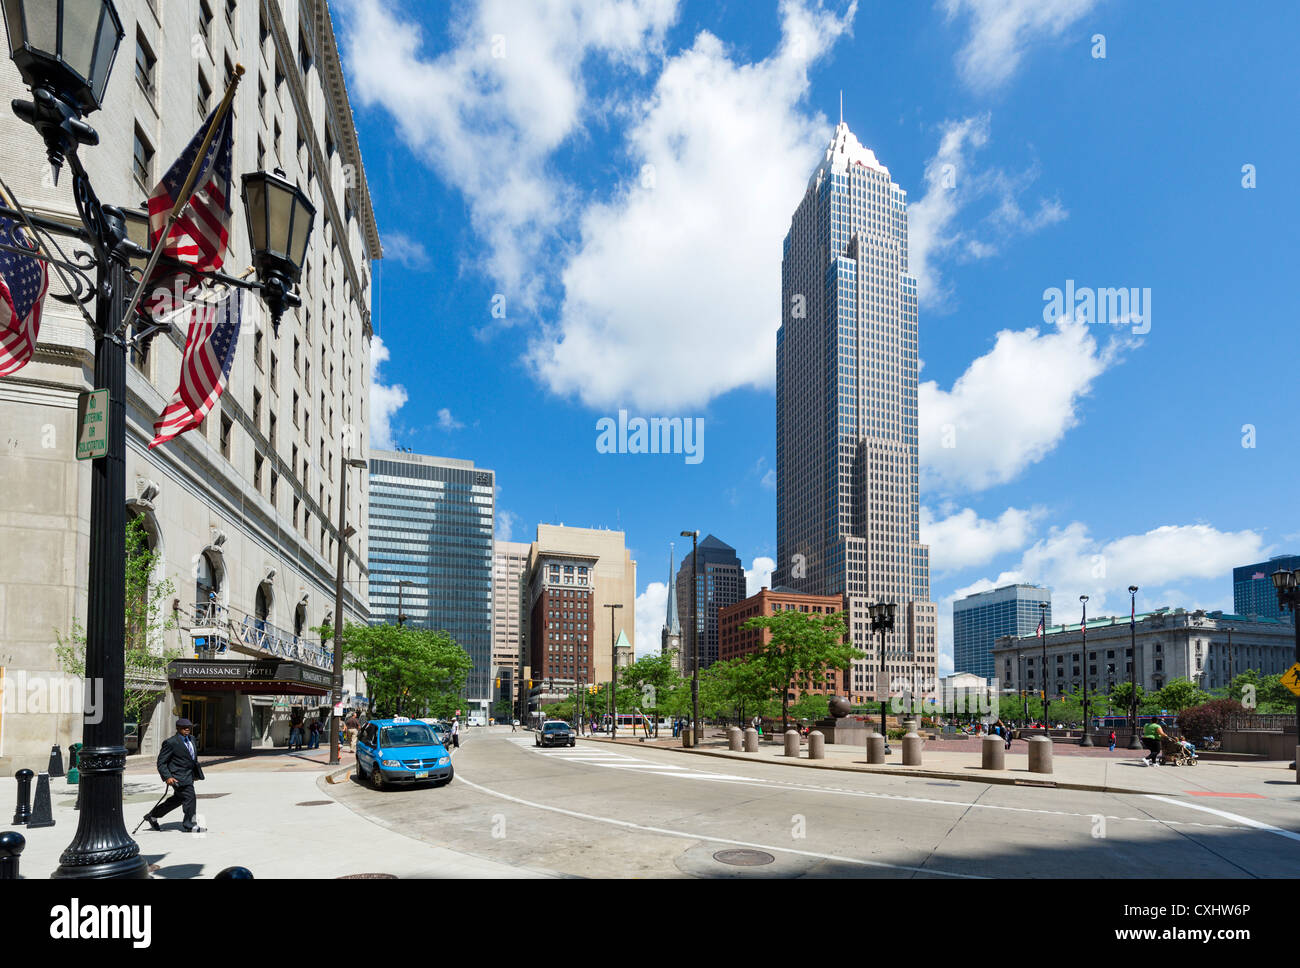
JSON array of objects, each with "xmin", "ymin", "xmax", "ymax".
[
  {"xmin": 135, "ymin": 30, "xmax": 156, "ymax": 101},
  {"xmin": 299, "ymin": 27, "xmax": 313, "ymax": 74},
  {"xmin": 198, "ymin": 0, "xmax": 213, "ymax": 50},
  {"xmin": 253, "ymin": 329, "xmax": 263, "ymax": 370},
  {"xmin": 254, "ymin": 453, "xmax": 264, "ymax": 491},
  {"xmin": 133, "ymin": 125, "xmax": 154, "ymax": 187},
  {"xmin": 219, "ymin": 414, "xmax": 232, "ymax": 459}
]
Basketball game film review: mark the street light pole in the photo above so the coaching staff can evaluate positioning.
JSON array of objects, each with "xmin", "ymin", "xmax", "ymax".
[
  {"xmin": 869, "ymin": 602, "xmax": 897, "ymax": 752},
  {"xmin": 1079, "ymin": 595, "xmax": 1093, "ymax": 746},
  {"xmin": 1019, "ymin": 650, "xmax": 1027, "ymax": 722},
  {"xmin": 1269, "ymin": 569, "xmax": 1300, "ymax": 782},
  {"xmin": 681, "ymin": 530, "xmax": 699, "ymax": 745},
  {"xmin": 605, "ymin": 602, "xmax": 623, "ymax": 739},
  {"xmin": 329, "ymin": 458, "xmax": 367, "ymax": 766},
  {"xmin": 1127, "ymin": 586, "xmax": 1144, "ymax": 750}
]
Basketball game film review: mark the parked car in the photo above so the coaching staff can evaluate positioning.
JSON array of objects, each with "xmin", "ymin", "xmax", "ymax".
[
  {"xmin": 355, "ymin": 717, "xmax": 453, "ymax": 790},
  {"xmin": 536, "ymin": 720, "xmax": 576, "ymax": 748}
]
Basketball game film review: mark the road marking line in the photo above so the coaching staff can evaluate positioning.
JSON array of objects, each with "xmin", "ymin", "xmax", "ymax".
[
  {"xmin": 454, "ymin": 773, "xmax": 983, "ymax": 879},
  {"xmin": 1185, "ymin": 792, "xmax": 1265, "ymax": 799},
  {"xmin": 1145, "ymin": 794, "xmax": 1300, "ymax": 843}
]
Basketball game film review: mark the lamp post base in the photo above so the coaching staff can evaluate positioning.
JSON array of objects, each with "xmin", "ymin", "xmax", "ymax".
[{"xmin": 51, "ymin": 746, "xmax": 149, "ymax": 880}]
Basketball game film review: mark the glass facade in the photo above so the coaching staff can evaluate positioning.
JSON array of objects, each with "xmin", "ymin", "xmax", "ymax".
[
  {"xmin": 675, "ymin": 535, "xmax": 745, "ymax": 670},
  {"xmin": 1233, "ymin": 555, "xmax": 1300, "ymax": 624},
  {"xmin": 367, "ymin": 453, "xmax": 495, "ymax": 703},
  {"xmin": 953, "ymin": 585, "xmax": 1051, "ymax": 680}
]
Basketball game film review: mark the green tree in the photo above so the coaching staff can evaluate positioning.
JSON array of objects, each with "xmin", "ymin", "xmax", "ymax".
[
  {"xmin": 55, "ymin": 515, "xmax": 178, "ymax": 728},
  {"xmin": 788, "ymin": 692, "xmax": 829, "ymax": 722},
  {"xmin": 1154, "ymin": 678, "xmax": 1210, "ymax": 715},
  {"xmin": 321, "ymin": 622, "xmax": 472, "ymax": 717},
  {"xmin": 699, "ymin": 656, "xmax": 777, "ymax": 725},
  {"xmin": 742, "ymin": 609, "xmax": 860, "ymax": 733},
  {"xmin": 619, "ymin": 652, "xmax": 682, "ymax": 735}
]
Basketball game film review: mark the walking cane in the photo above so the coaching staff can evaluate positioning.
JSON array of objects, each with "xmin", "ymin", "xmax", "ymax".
[{"xmin": 132, "ymin": 785, "xmax": 173, "ymax": 835}]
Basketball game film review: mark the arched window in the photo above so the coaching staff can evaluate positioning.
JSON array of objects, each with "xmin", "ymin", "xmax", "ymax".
[{"xmin": 196, "ymin": 552, "xmax": 222, "ymax": 607}]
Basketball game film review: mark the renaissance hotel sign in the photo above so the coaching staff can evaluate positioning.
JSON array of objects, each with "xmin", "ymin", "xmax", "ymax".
[{"xmin": 167, "ymin": 659, "xmax": 332, "ymax": 694}]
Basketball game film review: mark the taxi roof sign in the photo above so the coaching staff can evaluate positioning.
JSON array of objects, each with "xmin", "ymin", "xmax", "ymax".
[{"xmin": 391, "ymin": 716, "xmax": 411, "ymax": 723}]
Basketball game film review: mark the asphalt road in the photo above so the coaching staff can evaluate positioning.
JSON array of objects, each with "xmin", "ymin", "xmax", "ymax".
[{"xmin": 326, "ymin": 727, "xmax": 1300, "ymax": 878}]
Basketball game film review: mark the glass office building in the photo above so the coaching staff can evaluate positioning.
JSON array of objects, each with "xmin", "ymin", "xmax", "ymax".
[
  {"xmin": 1234, "ymin": 555, "xmax": 1300, "ymax": 624},
  {"xmin": 953, "ymin": 584, "xmax": 1051, "ymax": 680},
  {"xmin": 368, "ymin": 450, "xmax": 496, "ymax": 710}
]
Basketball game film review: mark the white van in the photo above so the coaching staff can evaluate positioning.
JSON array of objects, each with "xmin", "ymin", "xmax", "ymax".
[{"xmin": 467, "ymin": 715, "xmax": 485, "ymax": 727}]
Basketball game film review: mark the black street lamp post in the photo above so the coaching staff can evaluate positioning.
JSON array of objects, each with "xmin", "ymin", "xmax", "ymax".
[
  {"xmin": 604, "ymin": 602, "xmax": 622, "ymax": 739},
  {"xmin": 1040, "ymin": 603, "xmax": 1049, "ymax": 727},
  {"xmin": 1, "ymin": 0, "xmax": 316, "ymax": 877},
  {"xmin": 868, "ymin": 602, "xmax": 897, "ymax": 752},
  {"xmin": 1127, "ymin": 586, "xmax": 1144, "ymax": 750},
  {"xmin": 681, "ymin": 530, "xmax": 699, "ymax": 745},
  {"xmin": 328, "ymin": 458, "xmax": 367, "ymax": 766},
  {"xmin": 1269, "ymin": 569, "xmax": 1300, "ymax": 782},
  {"xmin": 1079, "ymin": 595, "xmax": 1093, "ymax": 746}
]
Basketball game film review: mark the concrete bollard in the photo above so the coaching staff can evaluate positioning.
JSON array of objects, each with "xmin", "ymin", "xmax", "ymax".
[
  {"xmin": 866, "ymin": 732, "xmax": 885, "ymax": 764},
  {"xmin": 728, "ymin": 727, "xmax": 742, "ymax": 751},
  {"xmin": 27, "ymin": 773, "xmax": 54, "ymax": 829},
  {"xmin": 11, "ymin": 769, "xmax": 33, "ymax": 825},
  {"xmin": 0, "ymin": 830, "xmax": 24, "ymax": 879},
  {"xmin": 981, "ymin": 734, "xmax": 1005, "ymax": 770},
  {"xmin": 1028, "ymin": 735, "xmax": 1054, "ymax": 774},
  {"xmin": 47, "ymin": 746, "xmax": 64, "ymax": 779},
  {"xmin": 902, "ymin": 731, "xmax": 923, "ymax": 766},
  {"xmin": 784, "ymin": 730, "xmax": 800, "ymax": 757},
  {"xmin": 743, "ymin": 727, "xmax": 759, "ymax": 752},
  {"xmin": 808, "ymin": 730, "xmax": 825, "ymax": 759},
  {"xmin": 681, "ymin": 727, "xmax": 693, "ymax": 748}
]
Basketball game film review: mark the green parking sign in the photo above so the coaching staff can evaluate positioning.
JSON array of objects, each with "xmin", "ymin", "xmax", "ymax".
[{"xmin": 76, "ymin": 389, "xmax": 108, "ymax": 460}]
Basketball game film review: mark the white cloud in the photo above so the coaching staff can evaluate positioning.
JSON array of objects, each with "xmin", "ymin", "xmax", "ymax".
[
  {"xmin": 921, "ymin": 505, "xmax": 1043, "ymax": 574},
  {"xmin": 746, "ymin": 555, "xmax": 776, "ymax": 593},
  {"xmin": 527, "ymin": 1, "xmax": 858, "ymax": 409},
  {"xmin": 495, "ymin": 509, "xmax": 518, "ymax": 542},
  {"xmin": 368, "ymin": 335, "xmax": 407, "ymax": 450},
  {"xmin": 941, "ymin": 0, "xmax": 1101, "ymax": 92},
  {"xmin": 919, "ymin": 319, "xmax": 1129, "ymax": 494},
  {"xmin": 635, "ymin": 580, "xmax": 670, "ymax": 658},
  {"xmin": 437, "ymin": 408, "xmax": 464, "ymax": 431},
  {"xmin": 383, "ymin": 232, "xmax": 432, "ymax": 271},
  {"xmin": 908, "ymin": 114, "xmax": 1066, "ymax": 309},
  {"xmin": 761, "ymin": 469, "xmax": 777, "ymax": 490},
  {"xmin": 338, "ymin": 0, "xmax": 678, "ymax": 311}
]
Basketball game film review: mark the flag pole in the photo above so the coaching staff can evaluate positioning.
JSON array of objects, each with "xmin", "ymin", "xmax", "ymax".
[{"xmin": 117, "ymin": 63, "xmax": 245, "ymax": 336}]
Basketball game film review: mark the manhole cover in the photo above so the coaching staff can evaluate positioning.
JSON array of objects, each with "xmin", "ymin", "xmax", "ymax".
[
  {"xmin": 713, "ymin": 849, "xmax": 774, "ymax": 867},
  {"xmin": 195, "ymin": 793, "xmax": 230, "ymax": 799},
  {"xmin": 336, "ymin": 873, "xmax": 397, "ymax": 879},
  {"xmin": 296, "ymin": 800, "xmax": 334, "ymax": 806}
]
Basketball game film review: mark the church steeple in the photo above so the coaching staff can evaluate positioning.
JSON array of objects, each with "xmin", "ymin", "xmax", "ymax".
[{"xmin": 664, "ymin": 543, "xmax": 681, "ymax": 635}]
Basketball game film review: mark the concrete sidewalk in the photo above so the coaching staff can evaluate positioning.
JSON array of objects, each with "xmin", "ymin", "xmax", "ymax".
[
  {"xmin": 2, "ymin": 756, "xmax": 551, "ymax": 879},
  {"xmin": 581, "ymin": 733, "xmax": 1298, "ymax": 797}
]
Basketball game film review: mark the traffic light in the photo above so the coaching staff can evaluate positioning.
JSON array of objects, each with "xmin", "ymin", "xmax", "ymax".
[
  {"xmin": 528, "ymin": 679, "xmax": 533, "ymax": 688},
  {"xmin": 495, "ymin": 678, "xmax": 501, "ymax": 689}
]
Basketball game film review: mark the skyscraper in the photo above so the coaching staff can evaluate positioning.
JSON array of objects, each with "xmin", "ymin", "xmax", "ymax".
[
  {"xmin": 493, "ymin": 540, "xmax": 531, "ymax": 710},
  {"xmin": 675, "ymin": 535, "xmax": 746, "ymax": 672},
  {"xmin": 953, "ymin": 584, "xmax": 1051, "ymax": 680},
  {"xmin": 773, "ymin": 122, "xmax": 937, "ymax": 697},
  {"xmin": 1234, "ymin": 555, "xmax": 1300, "ymax": 624},
  {"xmin": 367, "ymin": 451, "xmax": 495, "ymax": 716}
]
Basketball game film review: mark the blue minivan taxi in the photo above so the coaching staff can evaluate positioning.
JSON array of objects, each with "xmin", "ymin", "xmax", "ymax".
[{"xmin": 355, "ymin": 717, "xmax": 453, "ymax": 789}]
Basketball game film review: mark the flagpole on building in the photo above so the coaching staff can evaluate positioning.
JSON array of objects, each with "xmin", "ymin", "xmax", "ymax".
[{"xmin": 118, "ymin": 64, "xmax": 244, "ymax": 335}]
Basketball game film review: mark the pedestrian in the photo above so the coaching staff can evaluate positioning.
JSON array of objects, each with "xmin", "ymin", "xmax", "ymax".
[
  {"xmin": 1108, "ymin": 729, "xmax": 1116, "ymax": 752},
  {"xmin": 344, "ymin": 710, "xmax": 359, "ymax": 750},
  {"xmin": 309, "ymin": 718, "xmax": 322, "ymax": 749},
  {"xmin": 142, "ymin": 717, "xmax": 206, "ymax": 833},
  {"xmin": 511, "ymin": 718, "xmax": 517, "ymax": 732},
  {"xmin": 288, "ymin": 708, "xmax": 304, "ymax": 751},
  {"xmin": 451, "ymin": 717, "xmax": 460, "ymax": 749},
  {"xmin": 1142, "ymin": 719, "xmax": 1167, "ymax": 766}
]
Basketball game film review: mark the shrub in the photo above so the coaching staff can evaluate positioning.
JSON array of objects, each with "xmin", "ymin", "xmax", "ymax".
[{"xmin": 1177, "ymin": 699, "xmax": 1246, "ymax": 743}]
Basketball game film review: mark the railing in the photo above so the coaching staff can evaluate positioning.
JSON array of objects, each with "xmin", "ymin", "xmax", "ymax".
[
  {"xmin": 191, "ymin": 601, "xmax": 333, "ymax": 671},
  {"xmin": 1226, "ymin": 713, "xmax": 1297, "ymax": 733}
]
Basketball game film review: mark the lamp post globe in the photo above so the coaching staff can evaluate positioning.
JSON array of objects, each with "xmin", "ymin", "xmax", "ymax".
[
  {"xmin": 1, "ymin": 0, "xmax": 123, "ymax": 174},
  {"xmin": 241, "ymin": 168, "xmax": 316, "ymax": 334}
]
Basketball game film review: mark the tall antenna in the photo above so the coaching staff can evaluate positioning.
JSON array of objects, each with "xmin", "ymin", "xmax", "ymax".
[{"xmin": 839, "ymin": 90, "xmax": 843, "ymax": 124}]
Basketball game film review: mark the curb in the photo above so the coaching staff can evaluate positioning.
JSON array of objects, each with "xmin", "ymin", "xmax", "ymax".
[
  {"xmin": 577, "ymin": 734, "xmax": 1154, "ymax": 796},
  {"xmin": 326, "ymin": 764, "xmax": 354, "ymax": 784}
]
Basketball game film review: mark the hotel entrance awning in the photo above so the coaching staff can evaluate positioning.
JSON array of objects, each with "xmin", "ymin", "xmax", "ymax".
[{"xmin": 166, "ymin": 658, "xmax": 334, "ymax": 696}]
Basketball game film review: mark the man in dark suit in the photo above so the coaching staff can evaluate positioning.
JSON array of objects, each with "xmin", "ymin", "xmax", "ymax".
[{"xmin": 143, "ymin": 717, "xmax": 206, "ymax": 833}]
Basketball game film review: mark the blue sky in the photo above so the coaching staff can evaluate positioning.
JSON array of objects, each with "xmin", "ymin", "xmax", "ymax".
[{"xmin": 335, "ymin": 0, "xmax": 1300, "ymax": 670}]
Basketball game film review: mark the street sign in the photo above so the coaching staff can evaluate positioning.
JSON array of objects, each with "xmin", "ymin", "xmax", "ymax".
[
  {"xmin": 1282, "ymin": 663, "xmax": 1300, "ymax": 697},
  {"xmin": 76, "ymin": 389, "xmax": 108, "ymax": 460}
]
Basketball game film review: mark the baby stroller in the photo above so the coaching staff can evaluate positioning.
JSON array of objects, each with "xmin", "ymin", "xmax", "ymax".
[{"xmin": 1159, "ymin": 734, "xmax": 1197, "ymax": 766}]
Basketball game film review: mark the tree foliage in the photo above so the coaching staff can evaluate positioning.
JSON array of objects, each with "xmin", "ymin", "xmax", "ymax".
[
  {"xmin": 1177, "ymin": 699, "xmax": 1247, "ymax": 744},
  {"xmin": 321, "ymin": 621, "xmax": 471, "ymax": 718},
  {"xmin": 55, "ymin": 515, "xmax": 178, "ymax": 726},
  {"xmin": 742, "ymin": 609, "xmax": 860, "ymax": 732}
]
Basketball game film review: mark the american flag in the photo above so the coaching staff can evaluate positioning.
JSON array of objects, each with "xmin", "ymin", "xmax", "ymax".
[
  {"xmin": 148, "ymin": 290, "xmax": 241, "ymax": 448},
  {"xmin": 1037, "ymin": 617, "xmax": 1044, "ymax": 639},
  {"xmin": 0, "ymin": 211, "xmax": 50, "ymax": 377},
  {"xmin": 143, "ymin": 106, "xmax": 234, "ymax": 309}
]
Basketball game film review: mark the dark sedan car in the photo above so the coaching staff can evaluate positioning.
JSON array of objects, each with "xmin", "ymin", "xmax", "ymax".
[{"xmin": 535, "ymin": 720, "xmax": 576, "ymax": 748}]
